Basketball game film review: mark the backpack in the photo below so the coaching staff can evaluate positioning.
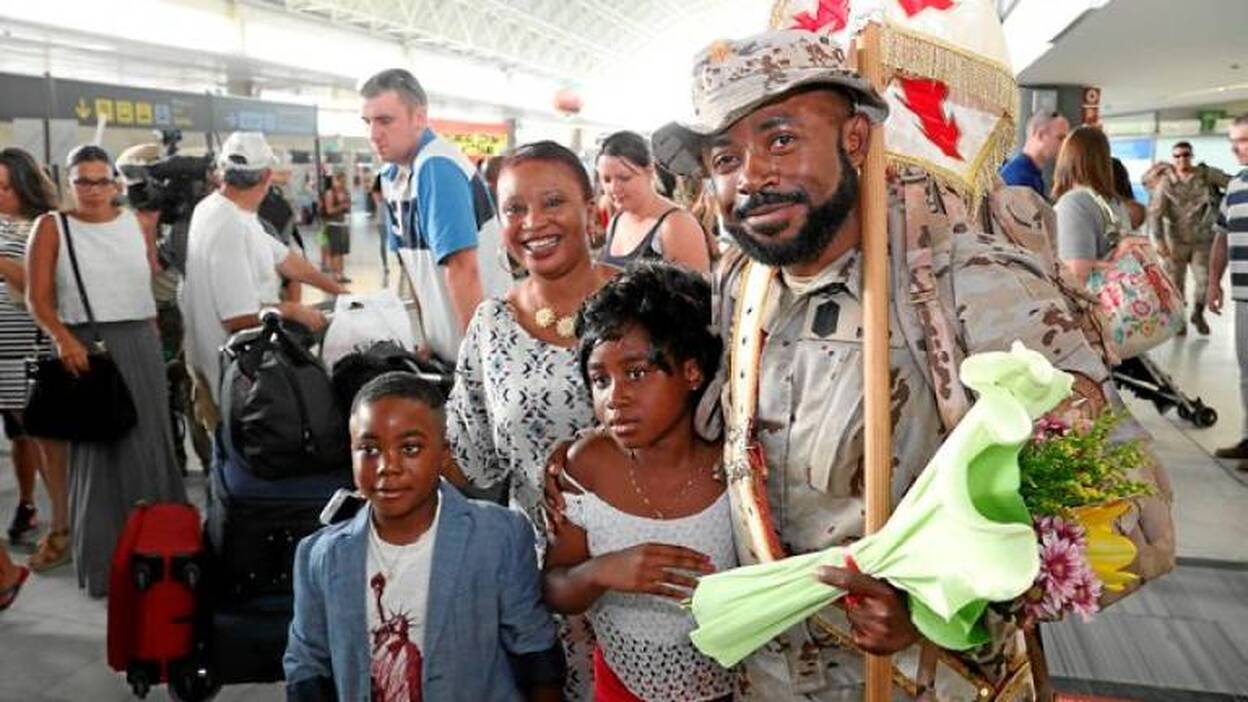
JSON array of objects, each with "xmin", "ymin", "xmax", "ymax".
[
  {"xmin": 892, "ymin": 169, "xmax": 1119, "ymax": 431},
  {"xmin": 220, "ymin": 313, "xmax": 350, "ymax": 480}
]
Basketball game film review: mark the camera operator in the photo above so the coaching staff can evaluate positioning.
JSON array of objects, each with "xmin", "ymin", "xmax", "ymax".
[
  {"xmin": 116, "ymin": 142, "xmax": 189, "ymax": 354},
  {"xmin": 117, "ymin": 142, "xmax": 211, "ymax": 472},
  {"xmin": 181, "ymin": 131, "xmax": 346, "ymax": 432}
]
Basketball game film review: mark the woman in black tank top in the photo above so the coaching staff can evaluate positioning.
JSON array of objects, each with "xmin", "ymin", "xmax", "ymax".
[{"xmin": 596, "ymin": 131, "xmax": 711, "ymax": 272}]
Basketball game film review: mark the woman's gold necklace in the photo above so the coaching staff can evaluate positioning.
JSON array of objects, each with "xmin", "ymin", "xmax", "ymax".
[
  {"xmin": 534, "ymin": 305, "xmax": 577, "ymax": 339},
  {"xmin": 529, "ymin": 282, "xmax": 580, "ymax": 338}
]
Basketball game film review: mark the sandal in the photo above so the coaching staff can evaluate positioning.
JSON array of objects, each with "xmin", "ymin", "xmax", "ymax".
[
  {"xmin": 28, "ymin": 528, "xmax": 70, "ymax": 573},
  {"xmin": 0, "ymin": 565, "xmax": 30, "ymax": 611},
  {"xmin": 7, "ymin": 501, "xmax": 37, "ymax": 545}
]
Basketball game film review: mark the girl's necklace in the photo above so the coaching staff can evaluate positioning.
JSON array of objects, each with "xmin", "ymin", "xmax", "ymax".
[{"xmin": 626, "ymin": 450, "xmax": 702, "ymax": 520}]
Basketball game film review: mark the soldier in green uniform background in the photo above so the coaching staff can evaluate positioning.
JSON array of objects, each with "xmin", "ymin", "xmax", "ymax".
[{"xmin": 1149, "ymin": 141, "xmax": 1230, "ymax": 335}]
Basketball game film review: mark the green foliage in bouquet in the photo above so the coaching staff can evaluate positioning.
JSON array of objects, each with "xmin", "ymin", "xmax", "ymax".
[{"xmin": 1019, "ymin": 412, "xmax": 1153, "ymax": 518}]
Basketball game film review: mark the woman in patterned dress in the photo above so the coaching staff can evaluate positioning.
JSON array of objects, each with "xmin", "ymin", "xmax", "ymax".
[
  {"xmin": 445, "ymin": 141, "xmax": 614, "ymax": 700},
  {"xmin": 0, "ymin": 148, "xmax": 70, "ymax": 572}
]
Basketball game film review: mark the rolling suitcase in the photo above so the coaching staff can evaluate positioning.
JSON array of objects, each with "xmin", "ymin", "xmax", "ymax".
[
  {"xmin": 106, "ymin": 502, "xmax": 214, "ymax": 700},
  {"xmin": 208, "ymin": 594, "xmax": 295, "ymax": 685},
  {"xmin": 203, "ymin": 431, "xmax": 351, "ymax": 685},
  {"xmin": 205, "ymin": 437, "xmax": 353, "ymax": 603}
]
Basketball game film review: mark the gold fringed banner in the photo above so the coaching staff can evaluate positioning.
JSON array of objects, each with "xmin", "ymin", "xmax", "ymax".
[
  {"xmin": 885, "ymin": 113, "xmax": 1017, "ymax": 209},
  {"xmin": 881, "ymin": 23, "xmax": 1018, "ymax": 118},
  {"xmin": 879, "ymin": 23, "xmax": 1019, "ymax": 209}
]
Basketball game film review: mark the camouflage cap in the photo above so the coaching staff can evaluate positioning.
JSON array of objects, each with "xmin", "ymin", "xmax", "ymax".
[{"xmin": 652, "ymin": 29, "xmax": 888, "ymax": 178}]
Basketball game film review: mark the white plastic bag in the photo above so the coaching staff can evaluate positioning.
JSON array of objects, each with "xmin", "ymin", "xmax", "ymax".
[{"xmin": 321, "ymin": 289, "xmax": 417, "ymax": 370}]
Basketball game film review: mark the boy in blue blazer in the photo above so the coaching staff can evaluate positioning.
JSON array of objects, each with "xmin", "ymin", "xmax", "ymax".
[{"xmin": 284, "ymin": 372, "xmax": 565, "ymax": 701}]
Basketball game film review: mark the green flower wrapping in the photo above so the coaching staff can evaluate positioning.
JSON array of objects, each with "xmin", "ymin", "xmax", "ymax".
[{"xmin": 688, "ymin": 342, "xmax": 1072, "ymax": 668}]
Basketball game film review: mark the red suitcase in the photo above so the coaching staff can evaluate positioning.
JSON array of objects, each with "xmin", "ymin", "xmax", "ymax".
[{"xmin": 107, "ymin": 502, "xmax": 213, "ymax": 699}]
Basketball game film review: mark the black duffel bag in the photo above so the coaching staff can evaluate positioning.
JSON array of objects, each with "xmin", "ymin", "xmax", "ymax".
[
  {"xmin": 329, "ymin": 339, "xmax": 454, "ymax": 414},
  {"xmin": 220, "ymin": 311, "xmax": 349, "ymax": 479}
]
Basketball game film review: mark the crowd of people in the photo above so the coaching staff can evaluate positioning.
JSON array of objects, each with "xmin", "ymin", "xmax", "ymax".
[{"xmin": 6, "ymin": 14, "xmax": 1248, "ymax": 702}]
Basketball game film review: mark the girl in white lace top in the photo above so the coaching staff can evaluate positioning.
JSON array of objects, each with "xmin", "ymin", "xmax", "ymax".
[{"xmin": 543, "ymin": 263, "xmax": 735, "ymax": 702}]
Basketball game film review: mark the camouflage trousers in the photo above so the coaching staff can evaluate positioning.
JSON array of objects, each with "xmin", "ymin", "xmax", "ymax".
[
  {"xmin": 735, "ymin": 609, "xmax": 1032, "ymax": 702},
  {"xmin": 1166, "ymin": 240, "xmax": 1211, "ymax": 308}
]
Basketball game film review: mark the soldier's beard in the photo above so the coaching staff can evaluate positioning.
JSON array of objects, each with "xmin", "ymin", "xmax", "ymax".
[{"xmin": 722, "ymin": 145, "xmax": 859, "ymax": 268}]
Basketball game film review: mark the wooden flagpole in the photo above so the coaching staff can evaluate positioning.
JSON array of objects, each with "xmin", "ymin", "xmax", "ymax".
[{"xmin": 858, "ymin": 21, "xmax": 895, "ymax": 702}]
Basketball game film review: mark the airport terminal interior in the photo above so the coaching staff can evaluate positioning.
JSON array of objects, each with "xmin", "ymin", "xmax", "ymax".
[{"xmin": 1, "ymin": 1, "xmax": 1248, "ymax": 700}]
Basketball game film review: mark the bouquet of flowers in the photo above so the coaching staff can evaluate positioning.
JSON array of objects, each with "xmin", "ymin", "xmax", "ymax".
[
  {"xmin": 1015, "ymin": 413, "xmax": 1152, "ymax": 625},
  {"xmin": 686, "ymin": 342, "xmax": 1152, "ymax": 668}
]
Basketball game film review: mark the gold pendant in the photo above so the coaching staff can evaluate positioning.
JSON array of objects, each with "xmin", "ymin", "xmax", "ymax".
[{"xmin": 536, "ymin": 306, "xmax": 576, "ymax": 338}]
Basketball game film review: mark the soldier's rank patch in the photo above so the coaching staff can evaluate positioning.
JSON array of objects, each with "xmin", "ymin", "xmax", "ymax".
[{"xmin": 811, "ymin": 300, "xmax": 841, "ymax": 338}]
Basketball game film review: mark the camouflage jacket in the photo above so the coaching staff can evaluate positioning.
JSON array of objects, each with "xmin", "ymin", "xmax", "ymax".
[
  {"xmin": 704, "ymin": 176, "xmax": 1174, "ymax": 701},
  {"xmin": 1148, "ymin": 165, "xmax": 1231, "ymax": 245}
]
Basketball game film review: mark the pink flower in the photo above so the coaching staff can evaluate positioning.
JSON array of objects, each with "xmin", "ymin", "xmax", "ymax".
[
  {"xmin": 1037, "ymin": 531, "xmax": 1083, "ymax": 602},
  {"xmin": 1067, "ymin": 568, "xmax": 1103, "ymax": 621},
  {"xmin": 1101, "ymin": 286, "xmax": 1124, "ymax": 309},
  {"xmin": 1033, "ymin": 416, "xmax": 1071, "ymax": 442},
  {"xmin": 1037, "ymin": 515, "xmax": 1087, "ymax": 549},
  {"xmin": 1024, "ymin": 516, "xmax": 1104, "ymax": 624}
]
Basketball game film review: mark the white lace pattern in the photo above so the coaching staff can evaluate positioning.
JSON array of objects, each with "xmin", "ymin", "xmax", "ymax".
[{"xmin": 564, "ymin": 489, "xmax": 736, "ymax": 701}]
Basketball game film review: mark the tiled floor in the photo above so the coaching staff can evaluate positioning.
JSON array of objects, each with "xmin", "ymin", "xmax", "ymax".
[{"xmin": 2, "ymin": 220, "xmax": 1248, "ymax": 700}]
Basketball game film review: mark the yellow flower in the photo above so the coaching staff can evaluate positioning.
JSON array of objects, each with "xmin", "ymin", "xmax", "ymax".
[{"xmin": 1072, "ymin": 501, "xmax": 1137, "ymax": 592}]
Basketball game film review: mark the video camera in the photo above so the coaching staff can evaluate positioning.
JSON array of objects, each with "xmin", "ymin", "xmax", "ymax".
[{"xmin": 121, "ymin": 129, "xmax": 214, "ymax": 227}]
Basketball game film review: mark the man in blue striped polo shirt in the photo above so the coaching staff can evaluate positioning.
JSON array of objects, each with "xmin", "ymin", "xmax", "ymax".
[
  {"xmin": 1205, "ymin": 114, "xmax": 1248, "ymax": 465},
  {"xmin": 360, "ymin": 69, "xmax": 510, "ymax": 366}
]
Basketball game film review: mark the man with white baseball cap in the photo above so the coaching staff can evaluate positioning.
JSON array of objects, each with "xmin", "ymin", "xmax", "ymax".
[{"xmin": 181, "ymin": 131, "xmax": 345, "ymax": 430}]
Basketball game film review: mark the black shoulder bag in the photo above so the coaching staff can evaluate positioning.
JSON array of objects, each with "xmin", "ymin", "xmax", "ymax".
[{"xmin": 24, "ymin": 213, "xmax": 138, "ymax": 442}]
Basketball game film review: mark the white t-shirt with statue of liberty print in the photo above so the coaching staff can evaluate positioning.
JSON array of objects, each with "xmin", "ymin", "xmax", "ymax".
[{"xmin": 365, "ymin": 502, "xmax": 440, "ymax": 702}]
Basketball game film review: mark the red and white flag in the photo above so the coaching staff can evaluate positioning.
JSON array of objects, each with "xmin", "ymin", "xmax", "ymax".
[{"xmin": 771, "ymin": 0, "xmax": 1017, "ymax": 201}]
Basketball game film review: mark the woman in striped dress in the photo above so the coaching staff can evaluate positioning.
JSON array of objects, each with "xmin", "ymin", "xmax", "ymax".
[{"xmin": 0, "ymin": 148, "xmax": 70, "ymax": 572}]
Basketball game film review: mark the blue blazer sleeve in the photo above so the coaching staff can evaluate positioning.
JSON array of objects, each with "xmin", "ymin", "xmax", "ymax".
[
  {"xmin": 416, "ymin": 157, "xmax": 480, "ymax": 264},
  {"xmin": 284, "ymin": 535, "xmax": 336, "ymax": 700},
  {"xmin": 497, "ymin": 511, "xmax": 565, "ymax": 688}
]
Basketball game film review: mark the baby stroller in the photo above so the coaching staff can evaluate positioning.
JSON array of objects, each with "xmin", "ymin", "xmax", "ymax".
[{"xmin": 1112, "ymin": 354, "xmax": 1217, "ymax": 427}]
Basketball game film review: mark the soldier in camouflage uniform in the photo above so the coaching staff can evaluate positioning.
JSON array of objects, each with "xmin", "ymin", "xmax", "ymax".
[
  {"xmin": 651, "ymin": 29, "xmax": 1174, "ymax": 701},
  {"xmin": 1148, "ymin": 141, "xmax": 1231, "ymax": 334}
]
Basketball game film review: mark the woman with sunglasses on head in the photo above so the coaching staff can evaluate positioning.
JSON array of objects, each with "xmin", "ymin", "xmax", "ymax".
[
  {"xmin": 26, "ymin": 145, "xmax": 186, "ymax": 599},
  {"xmin": 596, "ymin": 131, "xmax": 711, "ymax": 274},
  {"xmin": 0, "ymin": 148, "xmax": 71, "ymax": 574}
]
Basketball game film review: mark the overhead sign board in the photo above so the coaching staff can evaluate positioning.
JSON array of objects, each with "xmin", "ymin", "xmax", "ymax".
[
  {"xmin": 430, "ymin": 119, "xmax": 509, "ymax": 159},
  {"xmin": 1, "ymin": 73, "xmax": 318, "ymax": 138},
  {"xmin": 212, "ymin": 96, "xmax": 317, "ymax": 137},
  {"xmin": 49, "ymin": 77, "xmax": 210, "ymax": 131},
  {"xmin": 0, "ymin": 73, "xmax": 49, "ymax": 119}
]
